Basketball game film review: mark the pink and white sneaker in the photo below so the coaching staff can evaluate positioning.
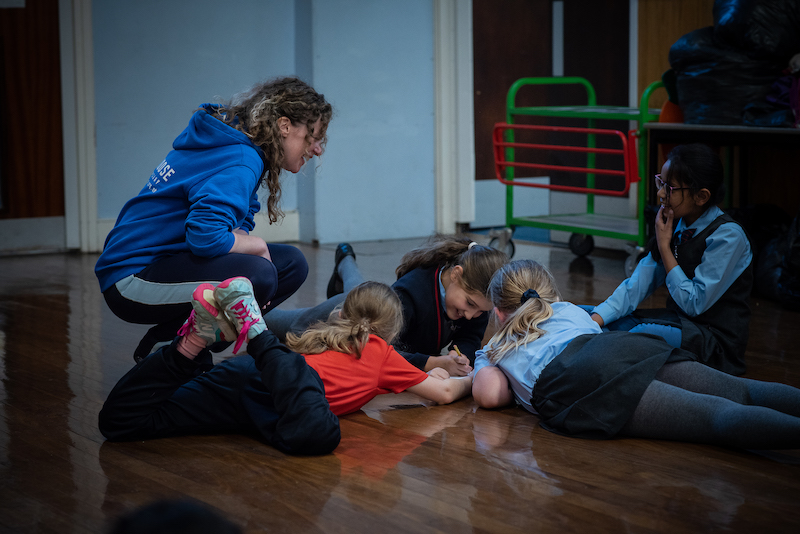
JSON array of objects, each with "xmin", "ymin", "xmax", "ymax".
[
  {"xmin": 213, "ymin": 277, "xmax": 267, "ymax": 353},
  {"xmin": 177, "ymin": 283, "xmax": 237, "ymax": 346}
]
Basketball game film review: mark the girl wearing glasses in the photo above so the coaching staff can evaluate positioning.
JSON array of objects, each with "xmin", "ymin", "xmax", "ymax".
[{"xmin": 584, "ymin": 143, "xmax": 753, "ymax": 375}]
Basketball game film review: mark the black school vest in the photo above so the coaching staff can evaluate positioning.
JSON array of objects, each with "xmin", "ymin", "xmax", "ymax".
[{"xmin": 669, "ymin": 213, "xmax": 753, "ymax": 375}]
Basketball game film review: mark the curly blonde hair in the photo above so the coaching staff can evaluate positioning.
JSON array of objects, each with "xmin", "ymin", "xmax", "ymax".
[
  {"xmin": 209, "ymin": 77, "xmax": 333, "ymax": 223},
  {"xmin": 285, "ymin": 282, "xmax": 403, "ymax": 359},
  {"xmin": 483, "ymin": 260, "xmax": 562, "ymax": 363}
]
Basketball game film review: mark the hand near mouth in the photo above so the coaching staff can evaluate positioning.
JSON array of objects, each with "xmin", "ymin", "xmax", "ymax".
[
  {"xmin": 659, "ymin": 202, "xmax": 669, "ymax": 223},
  {"xmin": 655, "ymin": 205, "xmax": 675, "ymax": 260}
]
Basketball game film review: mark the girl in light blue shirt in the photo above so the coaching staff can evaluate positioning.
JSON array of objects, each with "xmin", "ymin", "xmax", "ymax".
[{"xmin": 473, "ymin": 260, "xmax": 800, "ymax": 450}]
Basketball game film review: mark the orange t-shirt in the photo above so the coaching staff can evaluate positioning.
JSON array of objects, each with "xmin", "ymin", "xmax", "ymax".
[{"xmin": 302, "ymin": 335, "xmax": 428, "ymax": 416}]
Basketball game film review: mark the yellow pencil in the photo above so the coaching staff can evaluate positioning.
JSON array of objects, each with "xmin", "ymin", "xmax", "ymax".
[{"xmin": 453, "ymin": 345, "xmax": 463, "ymax": 358}]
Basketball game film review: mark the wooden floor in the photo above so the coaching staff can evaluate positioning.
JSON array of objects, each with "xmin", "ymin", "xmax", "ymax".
[{"xmin": 1, "ymin": 237, "xmax": 799, "ymax": 533}]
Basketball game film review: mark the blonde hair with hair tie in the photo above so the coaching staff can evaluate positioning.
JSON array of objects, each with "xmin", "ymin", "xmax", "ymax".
[{"xmin": 483, "ymin": 260, "xmax": 561, "ymax": 363}]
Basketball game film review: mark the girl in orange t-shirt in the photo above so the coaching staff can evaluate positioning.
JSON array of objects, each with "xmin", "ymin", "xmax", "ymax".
[
  {"xmin": 99, "ymin": 278, "xmax": 471, "ymax": 456},
  {"xmin": 285, "ymin": 280, "xmax": 473, "ymax": 416}
]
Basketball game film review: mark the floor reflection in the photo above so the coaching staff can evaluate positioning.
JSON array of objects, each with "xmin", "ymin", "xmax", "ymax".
[
  {"xmin": 2, "ymin": 245, "xmax": 799, "ymax": 533},
  {"xmin": 1, "ymin": 292, "xmax": 78, "ymax": 529}
]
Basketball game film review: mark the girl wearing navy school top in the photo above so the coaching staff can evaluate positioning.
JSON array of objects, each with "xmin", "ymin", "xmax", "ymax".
[
  {"xmin": 94, "ymin": 77, "xmax": 332, "ymax": 362},
  {"xmin": 265, "ymin": 236, "xmax": 508, "ymax": 376},
  {"xmin": 586, "ymin": 143, "xmax": 753, "ymax": 375},
  {"xmin": 473, "ymin": 260, "xmax": 800, "ymax": 450}
]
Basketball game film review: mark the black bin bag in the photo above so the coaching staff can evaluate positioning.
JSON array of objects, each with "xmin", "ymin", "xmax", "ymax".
[
  {"xmin": 713, "ymin": 0, "xmax": 800, "ymax": 64},
  {"xmin": 756, "ymin": 209, "xmax": 800, "ymax": 312},
  {"xmin": 669, "ymin": 26, "xmax": 783, "ymax": 125}
]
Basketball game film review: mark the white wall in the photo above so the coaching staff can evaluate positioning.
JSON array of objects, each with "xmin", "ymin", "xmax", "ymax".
[
  {"xmin": 301, "ymin": 0, "xmax": 436, "ymax": 243},
  {"xmin": 93, "ymin": 0, "xmax": 436, "ymax": 244},
  {"xmin": 93, "ymin": 0, "xmax": 297, "ymax": 219}
]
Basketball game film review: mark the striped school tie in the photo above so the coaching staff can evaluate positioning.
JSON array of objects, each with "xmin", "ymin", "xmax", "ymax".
[{"xmin": 672, "ymin": 228, "xmax": 695, "ymax": 258}]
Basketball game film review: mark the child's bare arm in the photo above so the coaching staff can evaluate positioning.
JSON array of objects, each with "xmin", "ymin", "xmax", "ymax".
[
  {"xmin": 472, "ymin": 366, "xmax": 513, "ymax": 409},
  {"xmin": 405, "ymin": 373, "xmax": 472, "ymax": 405}
]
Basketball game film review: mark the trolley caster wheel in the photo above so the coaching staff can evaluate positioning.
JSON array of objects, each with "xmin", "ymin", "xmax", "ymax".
[
  {"xmin": 488, "ymin": 236, "xmax": 516, "ymax": 258},
  {"xmin": 568, "ymin": 233, "xmax": 594, "ymax": 257},
  {"xmin": 624, "ymin": 248, "xmax": 647, "ymax": 277}
]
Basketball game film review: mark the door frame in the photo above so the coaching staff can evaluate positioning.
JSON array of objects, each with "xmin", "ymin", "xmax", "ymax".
[
  {"xmin": 0, "ymin": 0, "xmax": 97, "ymax": 255},
  {"xmin": 434, "ymin": 0, "xmax": 474, "ymax": 234},
  {"xmin": 61, "ymin": 0, "xmax": 98, "ymax": 253}
]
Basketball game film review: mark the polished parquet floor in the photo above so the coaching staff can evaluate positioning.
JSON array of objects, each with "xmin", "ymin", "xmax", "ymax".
[{"xmin": 1, "ymin": 236, "xmax": 799, "ymax": 533}]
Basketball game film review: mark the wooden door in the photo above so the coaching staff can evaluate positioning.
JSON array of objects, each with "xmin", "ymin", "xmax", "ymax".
[
  {"xmin": 0, "ymin": 0, "xmax": 64, "ymax": 219},
  {"xmin": 472, "ymin": 0, "xmax": 552, "ymax": 184},
  {"xmin": 472, "ymin": 0, "xmax": 630, "ymax": 190}
]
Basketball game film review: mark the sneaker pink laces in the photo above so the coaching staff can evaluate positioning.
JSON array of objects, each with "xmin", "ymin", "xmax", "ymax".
[
  {"xmin": 177, "ymin": 283, "xmax": 236, "ymax": 345},
  {"xmin": 213, "ymin": 277, "xmax": 266, "ymax": 353}
]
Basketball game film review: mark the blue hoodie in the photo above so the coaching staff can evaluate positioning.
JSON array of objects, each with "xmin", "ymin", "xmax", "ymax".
[{"xmin": 95, "ymin": 105, "xmax": 265, "ymax": 292}]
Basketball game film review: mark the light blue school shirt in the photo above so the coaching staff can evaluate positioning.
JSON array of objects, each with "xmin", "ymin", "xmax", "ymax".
[
  {"xmin": 592, "ymin": 205, "xmax": 752, "ymax": 323},
  {"xmin": 474, "ymin": 302, "xmax": 602, "ymax": 414}
]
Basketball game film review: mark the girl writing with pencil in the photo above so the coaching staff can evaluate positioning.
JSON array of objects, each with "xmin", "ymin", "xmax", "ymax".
[{"xmin": 266, "ymin": 235, "xmax": 508, "ymax": 376}]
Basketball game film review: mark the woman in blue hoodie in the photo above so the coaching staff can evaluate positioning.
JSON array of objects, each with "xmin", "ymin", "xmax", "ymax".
[{"xmin": 95, "ymin": 77, "xmax": 332, "ymax": 362}]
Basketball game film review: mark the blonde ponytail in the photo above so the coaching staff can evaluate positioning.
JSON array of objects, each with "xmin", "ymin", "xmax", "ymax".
[{"xmin": 483, "ymin": 260, "xmax": 561, "ymax": 363}]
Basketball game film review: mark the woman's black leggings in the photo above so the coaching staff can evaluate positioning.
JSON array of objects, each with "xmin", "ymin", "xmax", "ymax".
[
  {"xmin": 103, "ymin": 244, "xmax": 308, "ymax": 360},
  {"xmin": 620, "ymin": 361, "xmax": 800, "ymax": 449}
]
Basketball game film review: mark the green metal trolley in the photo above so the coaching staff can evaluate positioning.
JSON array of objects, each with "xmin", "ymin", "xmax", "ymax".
[{"xmin": 488, "ymin": 76, "xmax": 665, "ymax": 274}]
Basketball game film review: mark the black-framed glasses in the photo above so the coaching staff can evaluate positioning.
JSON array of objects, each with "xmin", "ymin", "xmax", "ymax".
[{"xmin": 654, "ymin": 174, "xmax": 691, "ymax": 196}]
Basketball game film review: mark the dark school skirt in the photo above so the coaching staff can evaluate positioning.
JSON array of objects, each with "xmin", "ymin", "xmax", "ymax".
[
  {"xmin": 631, "ymin": 307, "xmax": 745, "ymax": 376},
  {"xmin": 531, "ymin": 331, "xmax": 698, "ymax": 439}
]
